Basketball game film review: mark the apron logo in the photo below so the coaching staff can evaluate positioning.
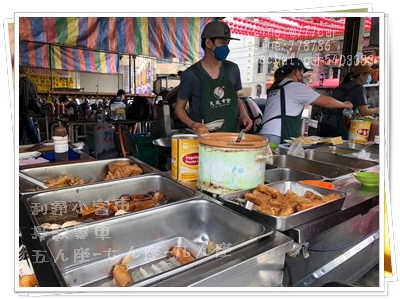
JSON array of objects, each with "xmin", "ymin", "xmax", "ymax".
[{"xmin": 213, "ymin": 87, "xmax": 225, "ymax": 99}]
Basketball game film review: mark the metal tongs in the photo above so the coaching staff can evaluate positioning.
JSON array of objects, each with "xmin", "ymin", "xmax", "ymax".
[{"xmin": 19, "ymin": 172, "xmax": 49, "ymax": 189}]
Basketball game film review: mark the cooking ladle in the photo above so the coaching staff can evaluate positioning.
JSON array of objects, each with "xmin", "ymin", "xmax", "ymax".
[
  {"xmin": 236, "ymin": 130, "xmax": 245, "ymax": 143},
  {"xmin": 19, "ymin": 172, "xmax": 49, "ymax": 189}
]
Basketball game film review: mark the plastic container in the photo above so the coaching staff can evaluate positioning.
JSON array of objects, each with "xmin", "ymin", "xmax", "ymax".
[
  {"xmin": 197, "ymin": 133, "xmax": 269, "ymax": 194},
  {"xmin": 93, "ymin": 114, "xmax": 115, "ymax": 155},
  {"xmin": 349, "ymin": 119, "xmax": 373, "ymax": 144},
  {"xmin": 53, "ymin": 125, "xmax": 69, "ymax": 162},
  {"xmin": 110, "ymin": 101, "xmax": 126, "ymax": 120}
]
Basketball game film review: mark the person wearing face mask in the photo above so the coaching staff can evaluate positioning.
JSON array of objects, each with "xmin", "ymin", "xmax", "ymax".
[
  {"xmin": 257, "ymin": 58, "xmax": 353, "ymax": 144},
  {"xmin": 175, "ymin": 21, "xmax": 252, "ymax": 133},
  {"xmin": 317, "ymin": 64, "xmax": 379, "ymax": 140}
]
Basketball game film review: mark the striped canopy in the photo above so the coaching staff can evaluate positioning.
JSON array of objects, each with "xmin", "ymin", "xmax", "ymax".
[{"xmin": 19, "ymin": 17, "xmax": 215, "ymax": 73}]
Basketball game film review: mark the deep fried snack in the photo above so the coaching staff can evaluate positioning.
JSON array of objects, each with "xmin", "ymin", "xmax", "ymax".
[
  {"xmin": 44, "ymin": 175, "xmax": 86, "ymax": 189},
  {"xmin": 322, "ymin": 193, "xmax": 341, "ymax": 203},
  {"xmin": 303, "ymin": 190, "xmax": 324, "ymax": 202},
  {"xmin": 113, "ymin": 255, "xmax": 133, "ymax": 287},
  {"xmin": 105, "ymin": 161, "xmax": 144, "ymax": 180},
  {"xmin": 151, "ymin": 192, "xmax": 165, "ymax": 204},
  {"xmin": 80, "ymin": 202, "xmax": 108, "ymax": 217},
  {"xmin": 19, "ymin": 274, "xmax": 38, "ymax": 287},
  {"xmin": 254, "ymin": 203, "xmax": 280, "ymax": 216},
  {"xmin": 170, "ymin": 246, "xmax": 195, "ymax": 265},
  {"xmin": 257, "ymin": 184, "xmax": 282, "ymax": 198}
]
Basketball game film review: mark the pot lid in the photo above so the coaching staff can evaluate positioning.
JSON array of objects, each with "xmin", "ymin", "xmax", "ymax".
[{"xmin": 198, "ymin": 132, "xmax": 268, "ymax": 148}]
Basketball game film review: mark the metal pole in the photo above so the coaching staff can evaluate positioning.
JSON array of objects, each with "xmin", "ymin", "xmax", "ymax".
[
  {"xmin": 340, "ymin": 17, "xmax": 362, "ymax": 80},
  {"xmin": 128, "ymin": 54, "xmax": 132, "ymax": 94},
  {"xmin": 133, "ymin": 55, "xmax": 136, "ymax": 94}
]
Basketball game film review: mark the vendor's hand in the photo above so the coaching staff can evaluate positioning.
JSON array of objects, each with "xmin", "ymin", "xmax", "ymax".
[
  {"xmin": 240, "ymin": 115, "xmax": 253, "ymax": 132},
  {"xmin": 343, "ymin": 101, "xmax": 353, "ymax": 109},
  {"xmin": 191, "ymin": 121, "xmax": 202, "ymax": 131}
]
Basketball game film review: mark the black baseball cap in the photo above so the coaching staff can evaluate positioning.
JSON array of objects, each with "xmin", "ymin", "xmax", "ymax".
[
  {"xmin": 283, "ymin": 58, "xmax": 312, "ymax": 73},
  {"xmin": 201, "ymin": 21, "xmax": 240, "ymax": 41}
]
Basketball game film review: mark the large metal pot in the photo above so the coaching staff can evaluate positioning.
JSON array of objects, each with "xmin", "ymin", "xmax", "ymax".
[
  {"xmin": 152, "ymin": 137, "xmax": 171, "ymax": 156},
  {"xmin": 152, "ymin": 137, "xmax": 172, "ymax": 170}
]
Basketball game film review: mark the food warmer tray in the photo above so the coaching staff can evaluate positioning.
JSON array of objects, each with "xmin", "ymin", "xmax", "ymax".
[
  {"xmin": 42, "ymin": 198, "xmax": 274, "ymax": 287},
  {"xmin": 22, "ymin": 174, "xmax": 203, "ymax": 239},
  {"xmin": 218, "ymin": 181, "xmax": 347, "ymax": 231},
  {"xmin": 19, "ymin": 157, "xmax": 158, "ymax": 195}
]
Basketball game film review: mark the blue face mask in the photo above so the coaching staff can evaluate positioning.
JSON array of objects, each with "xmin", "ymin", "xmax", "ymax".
[
  {"xmin": 365, "ymin": 74, "xmax": 372, "ymax": 84},
  {"xmin": 213, "ymin": 44, "xmax": 230, "ymax": 61}
]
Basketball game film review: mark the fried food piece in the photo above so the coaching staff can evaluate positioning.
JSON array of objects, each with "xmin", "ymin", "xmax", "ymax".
[
  {"xmin": 296, "ymin": 199, "xmax": 320, "ymax": 212},
  {"xmin": 170, "ymin": 246, "xmax": 195, "ymax": 265},
  {"xmin": 322, "ymin": 193, "xmax": 341, "ymax": 203},
  {"xmin": 303, "ymin": 190, "xmax": 324, "ymax": 202},
  {"xmin": 19, "ymin": 274, "xmax": 38, "ymax": 287},
  {"xmin": 105, "ymin": 161, "xmax": 144, "ymax": 180},
  {"xmin": 277, "ymin": 204, "xmax": 295, "ymax": 216},
  {"xmin": 44, "ymin": 175, "xmax": 86, "ymax": 189},
  {"xmin": 254, "ymin": 203, "xmax": 280, "ymax": 216},
  {"xmin": 257, "ymin": 184, "xmax": 282, "ymax": 198},
  {"xmin": 80, "ymin": 202, "xmax": 108, "ymax": 217},
  {"xmin": 206, "ymin": 240, "xmax": 221, "ymax": 254},
  {"xmin": 113, "ymin": 255, "xmax": 133, "ymax": 287},
  {"xmin": 151, "ymin": 192, "xmax": 165, "ymax": 204}
]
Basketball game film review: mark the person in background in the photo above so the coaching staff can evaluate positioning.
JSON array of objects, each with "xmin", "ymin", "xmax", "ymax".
[
  {"xmin": 257, "ymin": 58, "xmax": 353, "ymax": 144},
  {"xmin": 317, "ymin": 64, "xmax": 379, "ymax": 140},
  {"xmin": 175, "ymin": 21, "xmax": 252, "ymax": 133},
  {"xmin": 110, "ymin": 89, "xmax": 126, "ymax": 105},
  {"xmin": 19, "ymin": 66, "xmax": 42, "ymax": 144},
  {"xmin": 59, "ymin": 95, "xmax": 84, "ymax": 120}
]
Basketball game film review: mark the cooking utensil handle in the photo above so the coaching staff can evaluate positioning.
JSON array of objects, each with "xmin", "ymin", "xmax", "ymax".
[{"xmin": 19, "ymin": 173, "xmax": 49, "ymax": 189}]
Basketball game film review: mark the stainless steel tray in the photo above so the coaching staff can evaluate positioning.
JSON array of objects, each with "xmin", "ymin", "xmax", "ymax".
[
  {"xmin": 271, "ymin": 155, "xmax": 354, "ymax": 179},
  {"xmin": 264, "ymin": 168, "xmax": 325, "ymax": 183},
  {"xmin": 219, "ymin": 181, "xmax": 347, "ymax": 231},
  {"xmin": 43, "ymin": 198, "xmax": 274, "ymax": 287},
  {"xmin": 64, "ymin": 237, "xmax": 207, "ymax": 287},
  {"xmin": 23, "ymin": 174, "xmax": 203, "ymax": 238},
  {"xmin": 19, "ymin": 157, "xmax": 158, "ymax": 195},
  {"xmin": 304, "ymin": 150, "xmax": 379, "ymax": 170},
  {"xmin": 336, "ymin": 142, "xmax": 379, "ymax": 154}
]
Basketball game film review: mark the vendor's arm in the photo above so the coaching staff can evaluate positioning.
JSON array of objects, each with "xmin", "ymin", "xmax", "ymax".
[
  {"xmin": 357, "ymin": 104, "xmax": 379, "ymax": 116},
  {"xmin": 175, "ymin": 97, "xmax": 200, "ymax": 130},
  {"xmin": 312, "ymin": 95, "xmax": 353, "ymax": 109},
  {"xmin": 237, "ymin": 94, "xmax": 253, "ymax": 132}
]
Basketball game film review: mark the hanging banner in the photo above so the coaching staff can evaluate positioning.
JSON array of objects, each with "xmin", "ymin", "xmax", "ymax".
[
  {"xmin": 19, "ymin": 17, "xmax": 215, "ymax": 65},
  {"xmin": 19, "ymin": 41, "xmax": 49, "ymax": 69},
  {"xmin": 50, "ymin": 45, "xmax": 119, "ymax": 74}
]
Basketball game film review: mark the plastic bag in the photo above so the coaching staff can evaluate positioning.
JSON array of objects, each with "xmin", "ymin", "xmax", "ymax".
[
  {"xmin": 287, "ymin": 141, "xmax": 305, "ymax": 158},
  {"xmin": 265, "ymin": 144, "xmax": 274, "ymax": 165}
]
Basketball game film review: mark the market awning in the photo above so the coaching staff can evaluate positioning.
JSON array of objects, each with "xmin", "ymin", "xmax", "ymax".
[{"xmin": 19, "ymin": 17, "xmax": 215, "ymax": 72}]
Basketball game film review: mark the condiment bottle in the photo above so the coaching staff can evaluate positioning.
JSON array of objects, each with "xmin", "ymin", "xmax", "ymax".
[{"xmin": 53, "ymin": 125, "xmax": 69, "ymax": 162}]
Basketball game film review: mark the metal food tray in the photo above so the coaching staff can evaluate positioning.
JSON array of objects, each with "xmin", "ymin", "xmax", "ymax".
[
  {"xmin": 219, "ymin": 181, "xmax": 347, "ymax": 231},
  {"xmin": 19, "ymin": 157, "xmax": 158, "ymax": 195},
  {"xmin": 43, "ymin": 199, "xmax": 274, "ymax": 287},
  {"xmin": 271, "ymin": 155, "xmax": 355, "ymax": 179},
  {"xmin": 264, "ymin": 168, "xmax": 325, "ymax": 183},
  {"xmin": 304, "ymin": 150, "xmax": 379, "ymax": 170},
  {"xmin": 63, "ymin": 237, "xmax": 207, "ymax": 287},
  {"xmin": 22, "ymin": 174, "xmax": 203, "ymax": 238}
]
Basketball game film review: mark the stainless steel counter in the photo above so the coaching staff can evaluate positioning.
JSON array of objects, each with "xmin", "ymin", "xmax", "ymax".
[{"xmin": 18, "ymin": 160, "xmax": 380, "ymax": 288}]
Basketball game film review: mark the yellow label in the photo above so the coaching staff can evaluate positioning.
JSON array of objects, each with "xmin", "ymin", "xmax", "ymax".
[{"xmin": 171, "ymin": 135, "xmax": 199, "ymax": 181}]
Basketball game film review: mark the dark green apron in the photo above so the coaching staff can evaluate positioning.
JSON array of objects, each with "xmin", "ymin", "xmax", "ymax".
[
  {"xmin": 320, "ymin": 84, "xmax": 361, "ymax": 140},
  {"xmin": 190, "ymin": 62, "xmax": 239, "ymax": 132},
  {"xmin": 259, "ymin": 81, "xmax": 302, "ymax": 143}
]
